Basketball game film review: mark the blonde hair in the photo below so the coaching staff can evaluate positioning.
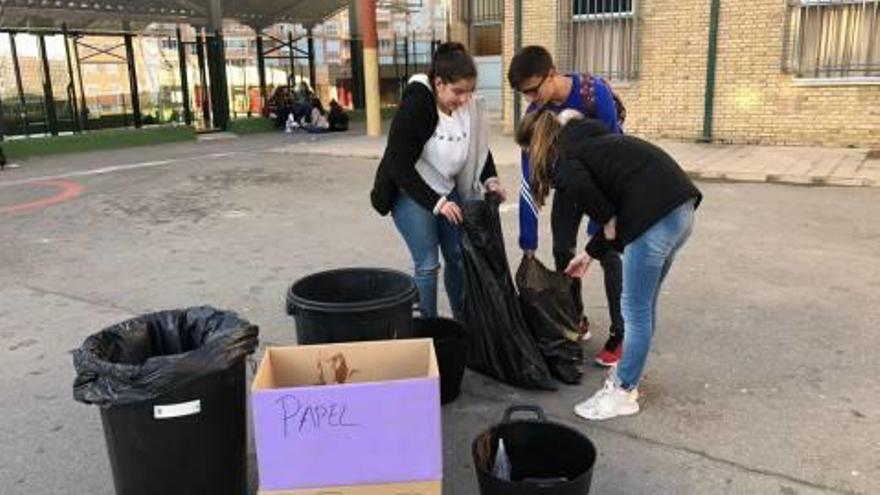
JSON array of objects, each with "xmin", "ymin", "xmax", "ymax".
[{"xmin": 516, "ymin": 110, "xmax": 563, "ymax": 208}]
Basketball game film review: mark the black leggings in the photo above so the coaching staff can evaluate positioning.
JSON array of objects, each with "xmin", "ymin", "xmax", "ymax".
[{"xmin": 551, "ymin": 191, "xmax": 624, "ymax": 339}]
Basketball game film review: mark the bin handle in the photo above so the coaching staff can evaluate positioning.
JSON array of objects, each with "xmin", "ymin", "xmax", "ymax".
[{"xmin": 502, "ymin": 405, "xmax": 547, "ymax": 424}]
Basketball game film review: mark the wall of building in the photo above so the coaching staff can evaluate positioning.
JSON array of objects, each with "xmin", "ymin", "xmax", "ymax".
[{"xmin": 490, "ymin": 0, "xmax": 880, "ymax": 147}]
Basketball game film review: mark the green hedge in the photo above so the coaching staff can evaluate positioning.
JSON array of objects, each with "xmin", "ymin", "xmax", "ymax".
[{"xmin": 4, "ymin": 126, "xmax": 196, "ymax": 161}]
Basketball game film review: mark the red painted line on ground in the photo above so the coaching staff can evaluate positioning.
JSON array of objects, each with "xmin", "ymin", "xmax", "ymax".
[{"xmin": 0, "ymin": 179, "xmax": 85, "ymax": 214}]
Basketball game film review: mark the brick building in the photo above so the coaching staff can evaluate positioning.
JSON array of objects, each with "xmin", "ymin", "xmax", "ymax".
[{"xmin": 453, "ymin": 0, "xmax": 879, "ymax": 147}]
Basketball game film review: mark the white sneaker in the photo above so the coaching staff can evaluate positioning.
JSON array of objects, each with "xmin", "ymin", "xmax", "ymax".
[
  {"xmin": 578, "ymin": 316, "xmax": 592, "ymax": 341},
  {"xmin": 574, "ymin": 376, "xmax": 640, "ymax": 420}
]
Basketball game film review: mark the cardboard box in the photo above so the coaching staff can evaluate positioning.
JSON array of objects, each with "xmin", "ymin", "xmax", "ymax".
[
  {"xmin": 252, "ymin": 339, "xmax": 442, "ymax": 492},
  {"xmin": 260, "ymin": 479, "xmax": 442, "ymax": 495}
]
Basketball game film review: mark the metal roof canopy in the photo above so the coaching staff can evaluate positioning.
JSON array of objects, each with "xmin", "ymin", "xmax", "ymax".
[{"xmin": 0, "ymin": 0, "xmax": 349, "ymax": 32}]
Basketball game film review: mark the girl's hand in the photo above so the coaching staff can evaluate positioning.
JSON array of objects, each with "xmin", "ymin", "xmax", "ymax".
[
  {"xmin": 604, "ymin": 216, "xmax": 617, "ymax": 241},
  {"xmin": 486, "ymin": 181, "xmax": 507, "ymax": 203},
  {"xmin": 565, "ymin": 253, "xmax": 593, "ymax": 279},
  {"xmin": 440, "ymin": 201, "xmax": 464, "ymax": 225}
]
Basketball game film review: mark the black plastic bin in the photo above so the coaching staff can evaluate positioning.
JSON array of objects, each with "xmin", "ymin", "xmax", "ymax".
[
  {"xmin": 286, "ymin": 268, "xmax": 418, "ymax": 344},
  {"xmin": 413, "ymin": 317, "xmax": 468, "ymax": 404},
  {"xmin": 73, "ymin": 307, "xmax": 259, "ymax": 495},
  {"xmin": 473, "ymin": 406, "xmax": 597, "ymax": 495}
]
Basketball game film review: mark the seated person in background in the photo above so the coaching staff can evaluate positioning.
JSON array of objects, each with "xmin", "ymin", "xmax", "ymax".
[
  {"xmin": 305, "ymin": 98, "xmax": 330, "ymax": 133},
  {"xmin": 291, "ymin": 99, "xmax": 313, "ymax": 127},
  {"xmin": 270, "ymin": 87, "xmax": 294, "ymax": 129},
  {"xmin": 327, "ymin": 99, "xmax": 349, "ymax": 132},
  {"xmin": 297, "ymin": 82, "xmax": 315, "ymax": 102}
]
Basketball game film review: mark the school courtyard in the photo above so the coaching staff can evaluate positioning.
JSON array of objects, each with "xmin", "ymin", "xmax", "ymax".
[{"xmin": 1, "ymin": 129, "xmax": 878, "ymax": 494}]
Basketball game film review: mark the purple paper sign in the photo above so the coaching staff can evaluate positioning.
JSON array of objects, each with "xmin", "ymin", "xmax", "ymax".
[{"xmin": 253, "ymin": 377, "xmax": 442, "ymax": 491}]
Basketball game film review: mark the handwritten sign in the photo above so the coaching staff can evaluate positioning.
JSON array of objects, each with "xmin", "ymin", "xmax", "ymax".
[{"xmin": 276, "ymin": 394, "xmax": 360, "ymax": 437}]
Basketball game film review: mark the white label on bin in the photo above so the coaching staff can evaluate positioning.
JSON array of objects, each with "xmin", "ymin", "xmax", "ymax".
[{"xmin": 154, "ymin": 400, "xmax": 201, "ymax": 419}]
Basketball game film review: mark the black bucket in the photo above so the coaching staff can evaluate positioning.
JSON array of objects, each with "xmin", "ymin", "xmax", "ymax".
[
  {"xmin": 286, "ymin": 268, "xmax": 418, "ymax": 344},
  {"xmin": 413, "ymin": 317, "xmax": 468, "ymax": 405},
  {"xmin": 472, "ymin": 406, "xmax": 597, "ymax": 495}
]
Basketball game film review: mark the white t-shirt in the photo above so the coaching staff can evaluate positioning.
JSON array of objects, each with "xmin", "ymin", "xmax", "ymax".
[{"xmin": 415, "ymin": 106, "xmax": 471, "ymax": 196}]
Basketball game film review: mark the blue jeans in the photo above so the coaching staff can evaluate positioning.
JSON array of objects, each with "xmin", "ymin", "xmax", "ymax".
[
  {"xmin": 392, "ymin": 191, "xmax": 464, "ymax": 320},
  {"xmin": 615, "ymin": 200, "xmax": 696, "ymax": 390}
]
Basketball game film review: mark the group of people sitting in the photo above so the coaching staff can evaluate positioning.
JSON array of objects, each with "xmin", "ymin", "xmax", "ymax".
[{"xmin": 267, "ymin": 83, "xmax": 349, "ymax": 134}]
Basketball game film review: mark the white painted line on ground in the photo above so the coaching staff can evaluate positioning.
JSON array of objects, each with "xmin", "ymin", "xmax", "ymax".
[{"xmin": 0, "ymin": 152, "xmax": 243, "ymax": 187}]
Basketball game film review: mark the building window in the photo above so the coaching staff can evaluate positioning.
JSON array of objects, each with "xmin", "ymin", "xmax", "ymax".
[
  {"xmin": 785, "ymin": 0, "xmax": 880, "ymax": 79},
  {"xmin": 472, "ymin": 25, "xmax": 502, "ymax": 56},
  {"xmin": 471, "ymin": 0, "xmax": 503, "ymax": 24},
  {"xmin": 470, "ymin": 0, "xmax": 503, "ymax": 56},
  {"xmin": 571, "ymin": 0, "xmax": 637, "ymax": 81}
]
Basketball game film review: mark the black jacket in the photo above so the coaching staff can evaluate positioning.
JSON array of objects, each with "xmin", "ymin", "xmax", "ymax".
[
  {"xmin": 370, "ymin": 80, "xmax": 497, "ymax": 215},
  {"xmin": 552, "ymin": 119, "xmax": 702, "ymax": 259}
]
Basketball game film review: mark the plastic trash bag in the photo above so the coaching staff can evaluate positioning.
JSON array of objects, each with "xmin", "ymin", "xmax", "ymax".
[
  {"xmin": 73, "ymin": 306, "xmax": 259, "ymax": 406},
  {"xmin": 516, "ymin": 256, "xmax": 585, "ymax": 384},
  {"xmin": 492, "ymin": 438, "xmax": 512, "ymax": 481},
  {"xmin": 460, "ymin": 197, "xmax": 556, "ymax": 390}
]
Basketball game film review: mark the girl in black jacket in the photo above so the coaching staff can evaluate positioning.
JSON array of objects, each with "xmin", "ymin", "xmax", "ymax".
[
  {"xmin": 517, "ymin": 109, "xmax": 701, "ymax": 420},
  {"xmin": 371, "ymin": 43, "xmax": 505, "ymax": 320}
]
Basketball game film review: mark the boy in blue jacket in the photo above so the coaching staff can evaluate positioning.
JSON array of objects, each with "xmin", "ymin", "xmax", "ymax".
[{"xmin": 508, "ymin": 46, "xmax": 626, "ymax": 366}]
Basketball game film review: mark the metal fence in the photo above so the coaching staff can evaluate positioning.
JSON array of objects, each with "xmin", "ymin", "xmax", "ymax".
[
  {"xmin": 0, "ymin": 21, "xmax": 443, "ymax": 138},
  {"xmin": 570, "ymin": 0, "xmax": 638, "ymax": 81},
  {"xmin": 784, "ymin": 0, "xmax": 880, "ymax": 78}
]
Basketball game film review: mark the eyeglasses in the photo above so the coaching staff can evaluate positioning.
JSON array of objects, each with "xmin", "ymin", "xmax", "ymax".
[{"xmin": 519, "ymin": 73, "xmax": 549, "ymax": 97}]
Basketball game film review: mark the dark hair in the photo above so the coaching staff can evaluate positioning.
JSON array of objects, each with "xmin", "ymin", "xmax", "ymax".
[
  {"xmin": 311, "ymin": 97, "xmax": 325, "ymax": 115},
  {"xmin": 508, "ymin": 45, "xmax": 555, "ymax": 89},
  {"xmin": 429, "ymin": 42, "xmax": 477, "ymax": 84},
  {"xmin": 516, "ymin": 109, "xmax": 563, "ymax": 208}
]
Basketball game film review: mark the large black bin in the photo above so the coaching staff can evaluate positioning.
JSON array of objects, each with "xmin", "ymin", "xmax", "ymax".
[
  {"xmin": 473, "ymin": 406, "xmax": 597, "ymax": 495},
  {"xmin": 73, "ymin": 307, "xmax": 259, "ymax": 495},
  {"xmin": 286, "ymin": 268, "xmax": 418, "ymax": 344}
]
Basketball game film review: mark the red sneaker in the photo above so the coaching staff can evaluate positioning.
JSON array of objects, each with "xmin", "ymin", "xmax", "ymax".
[{"xmin": 595, "ymin": 337, "xmax": 622, "ymax": 367}]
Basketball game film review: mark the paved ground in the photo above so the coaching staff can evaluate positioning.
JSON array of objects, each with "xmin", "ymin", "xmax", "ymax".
[{"xmin": 1, "ymin": 132, "xmax": 879, "ymax": 494}]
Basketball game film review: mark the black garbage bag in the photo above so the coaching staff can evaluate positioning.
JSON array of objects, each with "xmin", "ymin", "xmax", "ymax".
[
  {"xmin": 461, "ymin": 197, "xmax": 556, "ymax": 390},
  {"xmin": 516, "ymin": 257, "xmax": 585, "ymax": 384},
  {"xmin": 73, "ymin": 306, "xmax": 259, "ymax": 406}
]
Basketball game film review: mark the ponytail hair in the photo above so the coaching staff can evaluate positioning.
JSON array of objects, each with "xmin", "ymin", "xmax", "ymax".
[
  {"xmin": 429, "ymin": 42, "xmax": 477, "ymax": 85},
  {"xmin": 516, "ymin": 109, "xmax": 563, "ymax": 208}
]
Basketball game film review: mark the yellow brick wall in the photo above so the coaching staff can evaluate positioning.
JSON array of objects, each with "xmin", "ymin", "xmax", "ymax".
[
  {"xmin": 448, "ymin": 0, "xmax": 471, "ymax": 50},
  {"xmin": 500, "ymin": 0, "xmax": 561, "ymax": 133},
  {"xmin": 710, "ymin": 1, "xmax": 880, "ymax": 146},
  {"xmin": 612, "ymin": 0, "xmax": 710, "ymax": 141},
  {"xmin": 501, "ymin": 0, "xmax": 880, "ymax": 147},
  {"xmin": 502, "ymin": 0, "xmax": 516, "ymax": 134}
]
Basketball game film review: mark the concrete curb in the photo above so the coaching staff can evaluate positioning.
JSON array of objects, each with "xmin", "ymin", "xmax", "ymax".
[{"xmin": 686, "ymin": 169, "xmax": 877, "ymax": 188}]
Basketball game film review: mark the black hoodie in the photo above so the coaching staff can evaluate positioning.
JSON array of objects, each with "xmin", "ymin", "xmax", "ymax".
[
  {"xmin": 553, "ymin": 118, "xmax": 702, "ymax": 259},
  {"xmin": 370, "ymin": 80, "xmax": 496, "ymax": 215}
]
